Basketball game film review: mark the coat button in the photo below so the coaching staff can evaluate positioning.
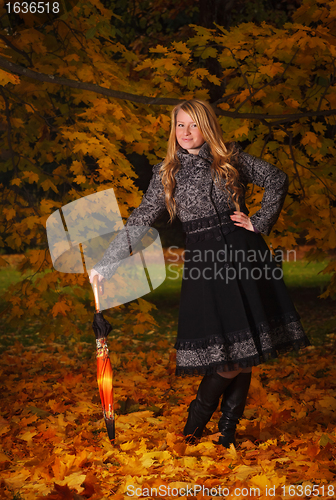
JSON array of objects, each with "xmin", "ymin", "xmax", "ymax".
[{"xmin": 216, "ymin": 236, "xmax": 222, "ymax": 241}]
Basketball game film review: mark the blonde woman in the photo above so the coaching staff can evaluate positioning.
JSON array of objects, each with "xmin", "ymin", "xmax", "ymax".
[{"xmin": 89, "ymin": 100, "xmax": 309, "ymax": 448}]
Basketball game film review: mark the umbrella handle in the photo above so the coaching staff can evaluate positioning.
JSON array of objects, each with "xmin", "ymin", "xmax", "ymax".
[{"xmin": 92, "ymin": 275, "xmax": 101, "ymax": 313}]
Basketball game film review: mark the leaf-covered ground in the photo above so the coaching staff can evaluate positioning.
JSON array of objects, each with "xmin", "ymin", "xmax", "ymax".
[{"xmin": 0, "ymin": 332, "xmax": 336, "ymax": 500}]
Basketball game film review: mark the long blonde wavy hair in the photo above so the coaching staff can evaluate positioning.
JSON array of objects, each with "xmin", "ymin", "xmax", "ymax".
[{"xmin": 160, "ymin": 99, "xmax": 243, "ymax": 223}]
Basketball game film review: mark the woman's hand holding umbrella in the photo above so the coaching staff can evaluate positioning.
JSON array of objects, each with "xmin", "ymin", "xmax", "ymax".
[{"xmin": 89, "ymin": 268, "xmax": 104, "ymax": 284}]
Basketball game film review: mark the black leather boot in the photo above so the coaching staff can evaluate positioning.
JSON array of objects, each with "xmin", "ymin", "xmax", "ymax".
[
  {"xmin": 183, "ymin": 372, "xmax": 235, "ymax": 443},
  {"xmin": 218, "ymin": 371, "xmax": 252, "ymax": 448}
]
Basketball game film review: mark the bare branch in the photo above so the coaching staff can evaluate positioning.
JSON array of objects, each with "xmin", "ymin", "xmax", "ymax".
[
  {"xmin": 0, "ymin": 56, "xmax": 182, "ymax": 106},
  {"xmin": 57, "ymin": 19, "xmax": 87, "ymax": 51},
  {"xmin": 235, "ymin": 47, "xmax": 300, "ymax": 113},
  {"xmin": 296, "ymin": 160, "xmax": 336, "ymax": 199},
  {"xmin": 223, "ymin": 46, "xmax": 253, "ymax": 96},
  {"xmin": 2, "ymin": 56, "xmax": 336, "ymax": 124},
  {"xmin": 259, "ymin": 108, "xmax": 336, "ymax": 127}
]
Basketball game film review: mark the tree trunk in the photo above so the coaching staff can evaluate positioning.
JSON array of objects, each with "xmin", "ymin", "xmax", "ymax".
[
  {"xmin": 199, "ymin": 0, "xmax": 237, "ymax": 29},
  {"xmin": 198, "ymin": 0, "xmax": 237, "ymax": 102}
]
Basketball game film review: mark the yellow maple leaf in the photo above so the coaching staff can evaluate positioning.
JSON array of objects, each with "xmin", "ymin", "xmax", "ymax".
[
  {"xmin": 234, "ymin": 123, "xmax": 250, "ymax": 139},
  {"xmin": 149, "ymin": 45, "xmax": 169, "ymax": 54},
  {"xmin": 41, "ymin": 179, "xmax": 59, "ymax": 193},
  {"xmin": 201, "ymin": 46, "xmax": 217, "ymax": 59},
  {"xmin": 24, "ymin": 216, "xmax": 40, "ymax": 229},
  {"xmin": 259, "ymin": 62, "xmax": 283, "ymax": 76},
  {"xmin": 19, "ymin": 430, "xmax": 37, "ymax": 444},
  {"xmin": 77, "ymin": 66, "xmax": 95, "ymax": 82},
  {"xmin": 22, "ymin": 170, "xmax": 39, "ymax": 184},
  {"xmin": 10, "ymin": 178, "xmax": 21, "ymax": 186},
  {"xmin": 182, "ymin": 456, "xmax": 197, "ymax": 467},
  {"xmin": 120, "ymin": 440, "xmax": 137, "ymax": 451},
  {"xmin": 235, "ymin": 464, "xmax": 263, "ymax": 481},
  {"xmin": 2, "ymin": 470, "xmax": 31, "ymax": 489},
  {"xmin": 74, "ymin": 175, "xmax": 87, "ymax": 185},
  {"xmin": 70, "ymin": 160, "xmax": 84, "ymax": 175},
  {"xmin": 4, "ymin": 207, "xmax": 16, "ymax": 220},
  {"xmin": 0, "ymin": 69, "xmax": 20, "ymax": 86},
  {"xmin": 10, "ymin": 117, "xmax": 24, "ymax": 128},
  {"xmin": 52, "ymin": 300, "xmax": 71, "ymax": 317},
  {"xmin": 0, "ymin": 452, "xmax": 11, "ymax": 463},
  {"xmin": 318, "ymin": 396, "xmax": 336, "ymax": 410},
  {"xmin": 284, "ymin": 97, "xmax": 300, "ymax": 108},
  {"xmin": 301, "ymin": 131, "xmax": 321, "ymax": 147},
  {"xmin": 0, "ymin": 425, "xmax": 10, "ymax": 436},
  {"xmin": 172, "ymin": 41, "xmax": 191, "ymax": 54},
  {"xmin": 55, "ymin": 472, "xmax": 86, "ymax": 492}
]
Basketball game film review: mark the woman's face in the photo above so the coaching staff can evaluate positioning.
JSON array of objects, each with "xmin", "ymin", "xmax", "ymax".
[{"xmin": 175, "ymin": 109, "xmax": 205, "ymax": 154}]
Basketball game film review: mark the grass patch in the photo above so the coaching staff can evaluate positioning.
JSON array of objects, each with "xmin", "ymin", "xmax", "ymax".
[
  {"xmin": 143, "ymin": 259, "xmax": 333, "ymax": 304},
  {"xmin": 0, "ymin": 257, "xmax": 335, "ymax": 351},
  {"xmin": 282, "ymin": 260, "xmax": 331, "ymax": 290},
  {"xmin": 0, "ymin": 257, "xmax": 332, "ymax": 298}
]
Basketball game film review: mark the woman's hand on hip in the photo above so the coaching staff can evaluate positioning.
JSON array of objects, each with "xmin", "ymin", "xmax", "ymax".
[
  {"xmin": 230, "ymin": 211, "xmax": 254, "ymax": 232},
  {"xmin": 89, "ymin": 268, "xmax": 105, "ymax": 284}
]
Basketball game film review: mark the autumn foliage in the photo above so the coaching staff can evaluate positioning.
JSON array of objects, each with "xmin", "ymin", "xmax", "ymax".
[
  {"xmin": 0, "ymin": 0, "xmax": 335, "ymax": 331},
  {"xmin": 0, "ymin": 0, "xmax": 336, "ymax": 497},
  {"xmin": 1, "ymin": 337, "xmax": 336, "ymax": 499}
]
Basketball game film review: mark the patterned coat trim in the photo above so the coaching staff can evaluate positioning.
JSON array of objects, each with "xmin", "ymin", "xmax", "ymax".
[{"xmin": 174, "ymin": 312, "xmax": 310, "ymax": 376}]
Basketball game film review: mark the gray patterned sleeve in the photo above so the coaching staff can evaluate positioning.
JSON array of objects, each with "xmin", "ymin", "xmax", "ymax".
[
  {"xmin": 237, "ymin": 150, "xmax": 289, "ymax": 236},
  {"xmin": 92, "ymin": 163, "xmax": 166, "ymax": 279}
]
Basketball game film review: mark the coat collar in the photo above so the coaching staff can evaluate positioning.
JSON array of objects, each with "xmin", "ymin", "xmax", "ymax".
[{"xmin": 176, "ymin": 142, "xmax": 213, "ymax": 165}]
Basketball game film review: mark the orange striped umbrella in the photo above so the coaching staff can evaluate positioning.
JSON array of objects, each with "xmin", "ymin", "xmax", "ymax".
[{"xmin": 92, "ymin": 276, "xmax": 115, "ymax": 443}]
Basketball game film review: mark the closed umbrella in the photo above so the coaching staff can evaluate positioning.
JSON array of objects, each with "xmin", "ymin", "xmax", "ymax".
[{"xmin": 92, "ymin": 275, "xmax": 115, "ymax": 443}]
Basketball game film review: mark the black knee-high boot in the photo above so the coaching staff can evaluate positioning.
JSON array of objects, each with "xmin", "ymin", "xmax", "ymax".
[
  {"xmin": 218, "ymin": 371, "xmax": 252, "ymax": 448},
  {"xmin": 183, "ymin": 373, "xmax": 235, "ymax": 443}
]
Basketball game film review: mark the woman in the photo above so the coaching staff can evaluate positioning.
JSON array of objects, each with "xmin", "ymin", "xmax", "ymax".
[{"xmin": 89, "ymin": 99, "xmax": 309, "ymax": 448}]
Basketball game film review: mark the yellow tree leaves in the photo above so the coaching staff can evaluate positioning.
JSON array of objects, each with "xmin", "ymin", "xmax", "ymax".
[
  {"xmin": 51, "ymin": 299, "xmax": 72, "ymax": 318},
  {"xmin": 1, "ymin": 0, "xmax": 336, "ymax": 332},
  {"xmin": 0, "ymin": 338, "xmax": 336, "ymax": 499},
  {"xmin": 40, "ymin": 179, "xmax": 59, "ymax": 193},
  {"xmin": 301, "ymin": 131, "xmax": 322, "ymax": 149},
  {"xmin": 259, "ymin": 62, "xmax": 284, "ymax": 77},
  {"xmin": 127, "ymin": 299, "xmax": 159, "ymax": 335},
  {"xmin": 0, "ymin": 69, "xmax": 20, "ymax": 86},
  {"xmin": 0, "ymin": 2, "xmax": 167, "ymax": 328},
  {"xmin": 233, "ymin": 122, "xmax": 250, "ymax": 140}
]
